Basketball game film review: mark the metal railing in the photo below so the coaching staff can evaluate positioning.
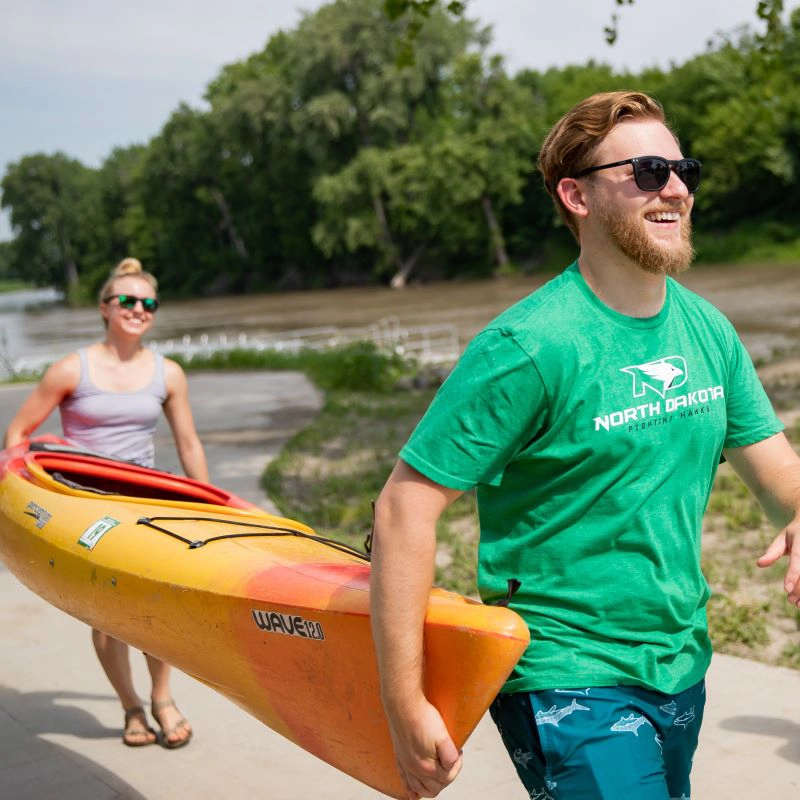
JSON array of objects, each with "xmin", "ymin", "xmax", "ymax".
[
  {"xmin": 10, "ymin": 318, "xmax": 461, "ymax": 375},
  {"xmin": 151, "ymin": 317, "xmax": 460, "ymax": 364}
]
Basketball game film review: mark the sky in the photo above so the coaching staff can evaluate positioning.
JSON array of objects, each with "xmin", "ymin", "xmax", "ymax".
[{"xmin": 0, "ymin": 0, "xmax": 789, "ymax": 240}]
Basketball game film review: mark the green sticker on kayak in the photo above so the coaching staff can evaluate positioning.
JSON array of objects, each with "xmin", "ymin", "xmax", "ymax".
[{"xmin": 78, "ymin": 516, "xmax": 119, "ymax": 550}]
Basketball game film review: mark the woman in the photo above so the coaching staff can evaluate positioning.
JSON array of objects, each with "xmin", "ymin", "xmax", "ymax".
[{"xmin": 4, "ymin": 257, "xmax": 208, "ymax": 749}]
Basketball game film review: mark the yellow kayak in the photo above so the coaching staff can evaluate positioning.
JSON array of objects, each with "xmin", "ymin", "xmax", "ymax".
[{"xmin": 0, "ymin": 436, "xmax": 529, "ymax": 797}]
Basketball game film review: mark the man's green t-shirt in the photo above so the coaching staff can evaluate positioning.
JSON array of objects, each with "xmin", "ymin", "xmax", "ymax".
[{"xmin": 400, "ymin": 262, "xmax": 783, "ymax": 695}]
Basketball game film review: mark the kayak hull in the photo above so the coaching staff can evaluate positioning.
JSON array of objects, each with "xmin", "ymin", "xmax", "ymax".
[{"xmin": 0, "ymin": 437, "xmax": 529, "ymax": 797}]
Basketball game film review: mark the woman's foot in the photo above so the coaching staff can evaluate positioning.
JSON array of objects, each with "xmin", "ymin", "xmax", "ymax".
[
  {"xmin": 151, "ymin": 698, "xmax": 193, "ymax": 749},
  {"xmin": 122, "ymin": 705, "xmax": 157, "ymax": 747}
]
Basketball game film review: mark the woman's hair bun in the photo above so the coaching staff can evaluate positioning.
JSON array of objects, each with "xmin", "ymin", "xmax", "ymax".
[{"xmin": 114, "ymin": 257, "xmax": 144, "ymax": 276}]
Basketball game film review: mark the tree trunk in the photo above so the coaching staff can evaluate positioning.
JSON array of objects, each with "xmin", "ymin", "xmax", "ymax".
[
  {"xmin": 57, "ymin": 228, "xmax": 80, "ymax": 292},
  {"xmin": 372, "ymin": 192, "xmax": 403, "ymax": 268},
  {"xmin": 64, "ymin": 259, "xmax": 79, "ymax": 290},
  {"xmin": 389, "ymin": 243, "xmax": 426, "ymax": 289},
  {"xmin": 211, "ymin": 188, "xmax": 248, "ymax": 259},
  {"xmin": 481, "ymin": 194, "xmax": 509, "ymax": 270},
  {"xmin": 370, "ymin": 191, "xmax": 426, "ymax": 289}
]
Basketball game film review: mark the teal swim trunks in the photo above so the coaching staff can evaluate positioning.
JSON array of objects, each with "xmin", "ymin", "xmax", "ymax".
[{"xmin": 489, "ymin": 680, "xmax": 705, "ymax": 799}]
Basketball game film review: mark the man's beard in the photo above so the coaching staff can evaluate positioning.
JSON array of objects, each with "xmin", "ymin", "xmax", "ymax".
[{"xmin": 598, "ymin": 206, "xmax": 695, "ymax": 276}]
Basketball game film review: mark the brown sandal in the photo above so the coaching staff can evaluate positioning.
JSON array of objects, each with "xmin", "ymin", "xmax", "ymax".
[
  {"xmin": 151, "ymin": 698, "xmax": 193, "ymax": 749},
  {"xmin": 122, "ymin": 705, "xmax": 157, "ymax": 747}
]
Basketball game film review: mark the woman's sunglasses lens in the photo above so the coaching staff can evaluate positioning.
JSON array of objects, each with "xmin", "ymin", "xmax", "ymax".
[{"xmin": 142, "ymin": 298, "xmax": 159, "ymax": 312}]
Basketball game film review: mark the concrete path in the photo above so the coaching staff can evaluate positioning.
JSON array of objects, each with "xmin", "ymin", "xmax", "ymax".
[{"xmin": 1, "ymin": 375, "xmax": 799, "ymax": 798}]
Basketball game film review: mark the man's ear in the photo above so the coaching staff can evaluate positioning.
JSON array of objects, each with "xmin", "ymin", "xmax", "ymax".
[{"xmin": 557, "ymin": 177, "xmax": 590, "ymax": 219}]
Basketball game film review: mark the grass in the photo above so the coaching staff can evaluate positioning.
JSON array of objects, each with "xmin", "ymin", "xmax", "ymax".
[
  {"xmin": 778, "ymin": 638, "xmax": 800, "ymax": 669},
  {"xmin": 706, "ymin": 595, "xmax": 770, "ymax": 653},
  {"xmin": 0, "ymin": 280, "xmax": 34, "ymax": 293},
  {"xmin": 173, "ymin": 341, "xmax": 409, "ymax": 394},
  {"xmin": 694, "ymin": 220, "xmax": 800, "ymax": 265},
  {"xmin": 263, "ymin": 387, "xmax": 437, "ymax": 550}
]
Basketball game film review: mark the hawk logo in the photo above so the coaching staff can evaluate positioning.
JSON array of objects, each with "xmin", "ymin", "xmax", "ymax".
[{"xmin": 620, "ymin": 356, "xmax": 688, "ymax": 399}]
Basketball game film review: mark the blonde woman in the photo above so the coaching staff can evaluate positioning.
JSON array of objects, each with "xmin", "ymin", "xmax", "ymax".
[{"xmin": 5, "ymin": 257, "xmax": 208, "ymax": 748}]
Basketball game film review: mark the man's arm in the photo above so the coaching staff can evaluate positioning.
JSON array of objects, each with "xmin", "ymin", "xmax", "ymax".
[
  {"xmin": 724, "ymin": 431, "xmax": 800, "ymax": 606},
  {"xmin": 370, "ymin": 460, "xmax": 464, "ymax": 799}
]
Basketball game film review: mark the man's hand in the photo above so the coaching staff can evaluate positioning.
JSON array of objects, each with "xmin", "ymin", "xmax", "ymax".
[
  {"xmin": 757, "ymin": 516, "xmax": 800, "ymax": 606},
  {"xmin": 386, "ymin": 696, "xmax": 463, "ymax": 799}
]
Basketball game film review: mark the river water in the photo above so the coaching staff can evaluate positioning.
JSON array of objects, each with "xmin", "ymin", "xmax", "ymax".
[{"xmin": 2, "ymin": 262, "xmax": 799, "ymax": 376}]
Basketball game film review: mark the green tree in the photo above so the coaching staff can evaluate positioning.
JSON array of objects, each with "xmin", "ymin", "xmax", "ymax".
[
  {"xmin": 507, "ymin": 62, "xmax": 632, "ymax": 257},
  {"xmin": 297, "ymin": 0, "xmax": 478, "ymax": 285},
  {"xmin": 431, "ymin": 53, "xmax": 541, "ymax": 272},
  {"xmin": 313, "ymin": 50, "xmax": 541, "ymax": 287},
  {"xmin": 0, "ymin": 241, "xmax": 14, "ymax": 280},
  {"xmin": 313, "ymin": 143, "xmax": 477, "ymax": 285},
  {"xmin": 134, "ymin": 105, "xmax": 254, "ymax": 294},
  {"xmin": 0, "ymin": 153, "xmax": 101, "ymax": 298},
  {"xmin": 383, "ymin": 0, "xmax": 466, "ymax": 64},
  {"xmin": 206, "ymin": 31, "xmax": 330, "ymax": 289},
  {"xmin": 645, "ymin": 8, "xmax": 799, "ymax": 227},
  {"xmin": 316, "ymin": 52, "xmax": 541, "ymax": 284}
]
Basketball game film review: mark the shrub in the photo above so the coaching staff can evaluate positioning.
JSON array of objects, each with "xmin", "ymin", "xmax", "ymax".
[{"xmin": 178, "ymin": 341, "xmax": 410, "ymax": 393}]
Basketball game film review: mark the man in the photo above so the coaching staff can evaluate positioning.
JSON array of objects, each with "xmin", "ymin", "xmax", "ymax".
[{"xmin": 369, "ymin": 91, "xmax": 800, "ymax": 800}]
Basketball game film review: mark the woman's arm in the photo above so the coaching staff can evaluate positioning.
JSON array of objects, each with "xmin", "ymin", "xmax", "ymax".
[
  {"xmin": 4, "ymin": 354, "xmax": 81, "ymax": 447},
  {"xmin": 162, "ymin": 359, "xmax": 209, "ymax": 482}
]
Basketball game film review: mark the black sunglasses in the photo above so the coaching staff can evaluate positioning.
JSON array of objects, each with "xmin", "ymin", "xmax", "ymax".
[
  {"xmin": 573, "ymin": 156, "xmax": 702, "ymax": 193},
  {"xmin": 103, "ymin": 294, "xmax": 160, "ymax": 313}
]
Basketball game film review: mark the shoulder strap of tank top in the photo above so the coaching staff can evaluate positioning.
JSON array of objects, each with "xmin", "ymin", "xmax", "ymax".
[
  {"xmin": 75, "ymin": 348, "xmax": 90, "ymax": 389},
  {"xmin": 151, "ymin": 350, "xmax": 168, "ymax": 396}
]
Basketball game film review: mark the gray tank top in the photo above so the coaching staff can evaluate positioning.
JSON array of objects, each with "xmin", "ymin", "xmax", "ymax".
[{"xmin": 59, "ymin": 348, "xmax": 168, "ymax": 468}]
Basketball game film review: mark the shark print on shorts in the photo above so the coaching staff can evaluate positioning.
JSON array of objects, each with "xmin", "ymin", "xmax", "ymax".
[
  {"xmin": 610, "ymin": 713, "xmax": 653, "ymax": 736},
  {"xmin": 490, "ymin": 680, "xmax": 705, "ymax": 798},
  {"xmin": 673, "ymin": 707, "xmax": 696, "ymax": 729},
  {"xmin": 535, "ymin": 697, "xmax": 591, "ymax": 727},
  {"xmin": 514, "ymin": 749, "xmax": 534, "ymax": 769}
]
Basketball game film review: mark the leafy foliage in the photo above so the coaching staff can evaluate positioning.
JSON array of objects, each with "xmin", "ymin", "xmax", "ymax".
[
  {"xmin": 177, "ymin": 341, "xmax": 409, "ymax": 393},
  {"xmin": 1, "ymin": 154, "xmax": 103, "ymax": 298},
  {"xmin": 2, "ymin": 0, "xmax": 799, "ymax": 299}
]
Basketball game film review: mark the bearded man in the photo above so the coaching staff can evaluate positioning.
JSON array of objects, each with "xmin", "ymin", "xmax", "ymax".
[{"xmin": 369, "ymin": 91, "xmax": 800, "ymax": 799}]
